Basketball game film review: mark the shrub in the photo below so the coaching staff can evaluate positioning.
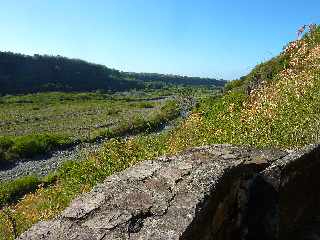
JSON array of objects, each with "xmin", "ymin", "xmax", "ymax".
[
  {"xmin": 0, "ymin": 176, "xmax": 41, "ymax": 207},
  {"xmin": 224, "ymin": 78, "xmax": 246, "ymax": 92},
  {"xmin": 225, "ymin": 53, "xmax": 290, "ymax": 94},
  {"xmin": 106, "ymin": 108, "xmax": 120, "ymax": 115},
  {"xmin": 159, "ymin": 100, "xmax": 180, "ymax": 120},
  {"xmin": 0, "ymin": 134, "xmax": 72, "ymax": 165},
  {"xmin": 136, "ymin": 102, "xmax": 155, "ymax": 108},
  {"xmin": 0, "ymin": 137, "xmax": 14, "ymax": 164}
]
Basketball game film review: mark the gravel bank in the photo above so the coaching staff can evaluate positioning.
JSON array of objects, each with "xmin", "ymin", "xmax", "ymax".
[{"xmin": 0, "ymin": 141, "xmax": 103, "ymax": 181}]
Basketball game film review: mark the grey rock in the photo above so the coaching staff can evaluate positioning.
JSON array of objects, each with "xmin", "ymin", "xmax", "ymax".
[
  {"xmin": 18, "ymin": 145, "xmax": 284, "ymax": 240},
  {"xmin": 18, "ymin": 144, "xmax": 320, "ymax": 240}
]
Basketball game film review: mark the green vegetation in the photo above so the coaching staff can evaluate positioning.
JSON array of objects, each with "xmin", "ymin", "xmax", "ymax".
[
  {"xmin": 0, "ymin": 176, "xmax": 41, "ymax": 208},
  {"xmin": 224, "ymin": 53, "xmax": 290, "ymax": 93},
  {"xmin": 0, "ymin": 134, "xmax": 71, "ymax": 164},
  {"xmin": 167, "ymin": 25, "xmax": 320, "ymax": 150},
  {"xmin": 0, "ymin": 52, "xmax": 143, "ymax": 94},
  {"xmin": 0, "ymin": 91, "xmax": 182, "ymax": 164},
  {"xmin": 0, "ymin": 173, "xmax": 58, "ymax": 208},
  {"xmin": 0, "ymin": 91, "xmax": 162, "ymax": 140},
  {"xmin": 133, "ymin": 101, "xmax": 155, "ymax": 108},
  {"xmin": 125, "ymin": 72, "xmax": 226, "ymax": 88},
  {"xmin": 90, "ymin": 99, "xmax": 180, "ymax": 139}
]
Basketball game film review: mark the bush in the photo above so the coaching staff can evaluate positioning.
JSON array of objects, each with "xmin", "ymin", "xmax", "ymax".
[
  {"xmin": 0, "ymin": 137, "xmax": 15, "ymax": 164},
  {"xmin": 0, "ymin": 134, "xmax": 72, "ymax": 165},
  {"xmin": 136, "ymin": 102, "xmax": 155, "ymax": 108},
  {"xmin": 226, "ymin": 54, "xmax": 290, "ymax": 94},
  {"xmin": 159, "ymin": 100, "xmax": 180, "ymax": 120},
  {"xmin": 0, "ymin": 176, "xmax": 41, "ymax": 207},
  {"xmin": 0, "ymin": 173, "xmax": 58, "ymax": 208},
  {"xmin": 94, "ymin": 100, "xmax": 180, "ymax": 139},
  {"xmin": 224, "ymin": 78, "xmax": 246, "ymax": 92},
  {"xmin": 106, "ymin": 108, "xmax": 120, "ymax": 115}
]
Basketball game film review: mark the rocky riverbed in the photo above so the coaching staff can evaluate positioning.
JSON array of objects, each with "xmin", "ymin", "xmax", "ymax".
[
  {"xmin": 0, "ymin": 96, "xmax": 195, "ymax": 182},
  {"xmin": 0, "ymin": 141, "xmax": 102, "ymax": 181}
]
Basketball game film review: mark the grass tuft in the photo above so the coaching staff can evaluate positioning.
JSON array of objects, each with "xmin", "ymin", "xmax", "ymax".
[{"xmin": 0, "ymin": 134, "xmax": 72, "ymax": 165}]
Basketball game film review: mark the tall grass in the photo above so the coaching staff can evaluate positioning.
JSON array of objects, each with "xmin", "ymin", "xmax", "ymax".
[
  {"xmin": 92, "ymin": 100, "xmax": 180, "ymax": 139},
  {"xmin": 0, "ymin": 134, "xmax": 72, "ymax": 165},
  {"xmin": 0, "ymin": 176, "xmax": 41, "ymax": 208}
]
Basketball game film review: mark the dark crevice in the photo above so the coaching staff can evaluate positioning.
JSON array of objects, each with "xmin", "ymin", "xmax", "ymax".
[
  {"xmin": 244, "ymin": 175, "xmax": 279, "ymax": 240},
  {"xmin": 180, "ymin": 164, "xmax": 263, "ymax": 240},
  {"xmin": 127, "ymin": 211, "xmax": 153, "ymax": 238}
]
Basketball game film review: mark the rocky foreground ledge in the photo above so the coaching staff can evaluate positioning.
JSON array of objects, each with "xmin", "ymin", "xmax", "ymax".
[{"xmin": 18, "ymin": 144, "xmax": 320, "ymax": 240}]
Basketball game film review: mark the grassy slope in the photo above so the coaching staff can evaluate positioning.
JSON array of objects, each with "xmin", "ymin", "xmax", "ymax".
[
  {"xmin": 2, "ymin": 27, "xmax": 320, "ymax": 238},
  {"xmin": 169, "ymin": 25, "xmax": 320, "ymax": 151},
  {"xmin": 215, "ymin": 26, "xmax": 320, "ymax": 148}
]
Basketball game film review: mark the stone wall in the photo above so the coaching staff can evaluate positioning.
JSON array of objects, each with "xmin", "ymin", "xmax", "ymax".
[{"xmin": 18, "ymin": 144, "xmax": 320, "ymax": 240}]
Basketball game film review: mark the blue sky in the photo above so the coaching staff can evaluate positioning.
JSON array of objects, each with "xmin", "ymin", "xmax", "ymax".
[{"xmin": 1, "ymin": 0, "xmax": 319, "ymax": 79}]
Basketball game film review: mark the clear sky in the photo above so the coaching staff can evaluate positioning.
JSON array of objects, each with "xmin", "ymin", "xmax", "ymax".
[{"xmin": 1, "ymin": 0, "xmax": 319, "ymax": 80}]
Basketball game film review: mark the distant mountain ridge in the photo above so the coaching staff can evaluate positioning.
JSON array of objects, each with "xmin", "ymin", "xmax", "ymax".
[{"xmin": 0, "ymin": 52, "xmax": 226, "ymax": 95}]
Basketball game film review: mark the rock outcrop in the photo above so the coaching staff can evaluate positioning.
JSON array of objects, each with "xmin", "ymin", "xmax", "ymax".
[{"xmin": 18, "ymin": 144, "xmax": 320, "ymax": 240}]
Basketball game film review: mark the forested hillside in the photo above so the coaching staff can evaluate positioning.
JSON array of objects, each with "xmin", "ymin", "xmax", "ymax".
[
  {"xmin": 0, "ymin": 52, "xmax": 225, "ymax": 95},
  {"xmin": 124, "ymin": 72, "xmax": 226, "ymax": 88},
  {"xmin": 0, "ymin": 52, "xmax": 142, "ymax": 94}
]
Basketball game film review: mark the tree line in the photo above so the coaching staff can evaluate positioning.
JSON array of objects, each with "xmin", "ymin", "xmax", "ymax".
[{"xmin": 0, "ymin": 52, "xmax": 226, "ymax": 95}]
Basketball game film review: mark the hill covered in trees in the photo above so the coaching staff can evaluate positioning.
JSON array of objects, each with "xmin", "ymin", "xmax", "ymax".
[
  {"xmin": 124, "ymin": 72, "xmax": 226, "ymax": 89},
  {"xmin": 0, "ymin": 52, "xmax": 226, "ymax": 95}
]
